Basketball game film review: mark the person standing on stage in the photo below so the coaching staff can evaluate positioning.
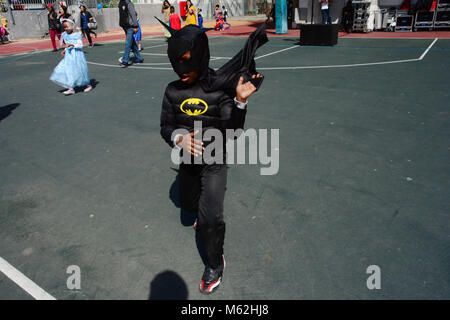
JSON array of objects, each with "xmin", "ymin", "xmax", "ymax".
[{"xmin": 319, "ymin": 0, "xmax": 332, "ymax": 24}]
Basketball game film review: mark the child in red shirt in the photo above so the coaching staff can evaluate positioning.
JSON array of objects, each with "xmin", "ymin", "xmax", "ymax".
[
  {"xmin": 169, "ymin": 6, "xmax": 182, "ymax": 30},
  {"xmin": 214, "ymin": 13, "xmax": 224, "ymax": 31}
]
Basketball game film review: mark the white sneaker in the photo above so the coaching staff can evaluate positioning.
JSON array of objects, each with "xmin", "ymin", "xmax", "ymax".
[
  {"xmin": 84, "ymin": 85, "xmax": 93, "ymax": 92},
  {"xmin": 63, "ymin": 88, "xmax": 75, "ymax": 95},
  {"xmin": 118, "ymin": 57, "xmax": 133, "ymax": 65}
]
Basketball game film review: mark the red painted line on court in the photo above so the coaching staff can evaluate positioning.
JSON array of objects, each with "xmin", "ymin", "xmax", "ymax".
[{"xmin": 1, "ymin": 22, "xmax": 449, "ymax": 56}]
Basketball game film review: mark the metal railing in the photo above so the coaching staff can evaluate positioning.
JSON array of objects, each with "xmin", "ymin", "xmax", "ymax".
[
  {"xmin": 1, "ymin": 0, "xmax": 100, "ymax": 11},
  {"xmin": 2, "ymin": 1, "xmax": 269, "ymax": 13}
]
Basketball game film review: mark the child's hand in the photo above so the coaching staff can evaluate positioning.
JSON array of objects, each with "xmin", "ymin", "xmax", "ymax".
[
  {"xmin": 61, "ymin": 49, "xmax": 65, "ymax": 56},
  {"xmin": 176, "ymin": 130, "xmax": 204, "ymax": 157},
  {"xmin": 236, "ymin": 74, "xmax": 262, "ymax": 103},
  {"xmin": 66, "ymin": 43, "xmax": 74, "ymax": 48}
]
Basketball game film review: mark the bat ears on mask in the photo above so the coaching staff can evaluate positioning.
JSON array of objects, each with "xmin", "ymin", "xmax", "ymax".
[{"xmin": 154, "ymin": 17, "xmax": 177, "ymax": 36}]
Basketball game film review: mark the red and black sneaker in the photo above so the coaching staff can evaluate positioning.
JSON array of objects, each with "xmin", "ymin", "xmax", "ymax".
[
  {"xmin": 193, "ymin": 218, "xmax": 198, "ymax": 230},
  {"xmin": 199, "ymin": 256, "xmax": 226, "ymax": 295}
]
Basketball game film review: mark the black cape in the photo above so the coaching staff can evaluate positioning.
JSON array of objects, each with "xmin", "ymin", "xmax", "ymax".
[{"xmin": 156, "ymin": 18, "xmax": 268, "ymax": 95}]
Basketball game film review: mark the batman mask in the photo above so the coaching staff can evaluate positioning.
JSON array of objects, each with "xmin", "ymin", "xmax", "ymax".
[
  {"xmin": 155, "ymin": 17, "xmax": 268, "ymax": 93},
  {"xmin": 169, "ymin": 27, "xmax": 210, "ymax": 75},
  {"xmin": 156, "ymin": 18, "xmax": 210, "ymax": 76}
]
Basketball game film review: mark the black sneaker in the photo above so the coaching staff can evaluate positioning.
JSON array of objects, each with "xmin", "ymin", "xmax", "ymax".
[
  {"xmin": 199, "ymin": 256, "xmax": 226, "ymax": 295},
  {"xmin": 133, "ymin": 58, "xmax": 144, "ymax": 64}
]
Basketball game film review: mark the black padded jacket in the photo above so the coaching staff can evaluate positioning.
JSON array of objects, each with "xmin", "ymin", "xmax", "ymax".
[
  {"xmin": 48, "ymin": 12, "xmax": 59, "ymax": 30},
  {"xmin": 160, "ymin": 80, "xmax": 247, "ymax": 151}
]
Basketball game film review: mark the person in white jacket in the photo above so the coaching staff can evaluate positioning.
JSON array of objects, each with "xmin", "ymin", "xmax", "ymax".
[{"xmin": 319, "ymin": 0, "xmax": 332, "ymax": 24}]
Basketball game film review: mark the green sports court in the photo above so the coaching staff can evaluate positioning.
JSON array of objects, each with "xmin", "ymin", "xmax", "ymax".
[{"xmin": 0, "ymin": 33, "xmax": 449, "ymax": 300}]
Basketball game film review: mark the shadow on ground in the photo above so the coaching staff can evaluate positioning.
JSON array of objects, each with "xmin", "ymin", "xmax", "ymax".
[
  {"xmin": 148, "ymin": 270, "xmax": 189, "ymax": 300},
  {"xmin": 56, "ymin": 79, "xmax": 99, "ymax": 94},
  {"xmin": 0, "ymin": 103, "xmax": 20, "ymax": 122}
]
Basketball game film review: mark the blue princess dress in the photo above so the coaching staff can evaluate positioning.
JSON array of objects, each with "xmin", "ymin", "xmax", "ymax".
[
  {"xmin": 50, "ymin": 31, "xmax": 90, "ymax": 89},
  {"xmin": 134, "ymin": 18, "xmax": 142, "ymax": 42}
]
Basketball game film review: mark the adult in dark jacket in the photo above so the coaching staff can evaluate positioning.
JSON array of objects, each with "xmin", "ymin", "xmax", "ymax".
[
  {"xmin": 80, "ymin": 5, "xmax": 94, "ymax": 48},
  {"xmin": 47, "ymin": 4, "xmax": 61, "ymax": 52},
  {"xmin": 118, "ymin": 0, "xmax": 144, "ymax": 67}
]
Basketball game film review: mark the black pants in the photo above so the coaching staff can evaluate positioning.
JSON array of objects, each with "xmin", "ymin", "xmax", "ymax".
[
  {"xmin": 179, "ymin": 163, "xmax": 227, "ymax": 269},
  {"xmin": 82, "ymin": 28, "xmax": 92, "ymax": 45}
]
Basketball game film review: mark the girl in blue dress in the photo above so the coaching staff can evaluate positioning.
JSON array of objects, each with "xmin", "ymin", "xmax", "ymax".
[
  {"xmin": 50, "ymin": 19, "xmax": 92, "ymax": 95},
  {"xmin": 134, "ymin": 14, "xmax": 143, "ymax": 51}
]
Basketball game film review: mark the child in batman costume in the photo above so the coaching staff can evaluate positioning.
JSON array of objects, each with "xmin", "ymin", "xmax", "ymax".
[{"xmin": 158, "ymin": 18, "xmax": 268, "ymax": 294}]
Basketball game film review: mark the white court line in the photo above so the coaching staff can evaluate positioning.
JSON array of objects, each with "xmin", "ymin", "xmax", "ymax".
[
  {"xmin": 133, "ymin": 52, "xmax": 167, "ymax": 56},
  {"xmin": 258, "ymin": 58, "xmax": 419, "ymax": 70},
  {"xmin": 140, "ymin": 43, "xmax": 168, "ymax": 49},
  {"xmin": 0, "ymin": 48, "xmax": 40, "ymax": 64},
  {"xmin": 254, "ymin": 45, "xmax": 299, "ymax": 60},
  {"xmin": 141, "ymin": 36, "xmax": 166, "ymax": 40},
  {"xmin": 89, "ymin": 38, "xmax": 439, "ymax": 71},
  {"xmin": 339, "ymin": 36, "xmax": 442, "ymax": 40},
  {"xmin": 118, "ymin": 43, "xmax": 167, "ymax": 55},
  {"xmin": 0, "ymin": 256, "xmax": 56, "ymax": 300},
  {"xmin": 419, "ymin": 38, "xmax": 438, "ymax": 60},
  {"xmin": 88, "ymin": 61, "xmax": 172, "ymax": 70},
  {"xmin": 140, "ymin": 62, "xmax": 172, "ymax": 65},
  {"xmin": 259, "ymin": 38, "xmax": 438, "ymax": 70},
  {"xmin": 127, "ymin": 52, "xmax": 231, "ymax": 59}
]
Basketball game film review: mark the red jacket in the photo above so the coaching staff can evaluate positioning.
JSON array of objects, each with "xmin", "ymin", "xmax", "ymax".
[{"xmin": 169, "ymin": 14, "xmax": 181, "ymax": 30}]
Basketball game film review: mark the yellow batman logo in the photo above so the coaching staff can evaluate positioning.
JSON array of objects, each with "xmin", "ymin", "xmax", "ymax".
[{"xmin": 180, "ymin": 98, "xmax": 208, "ymax": 116}]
